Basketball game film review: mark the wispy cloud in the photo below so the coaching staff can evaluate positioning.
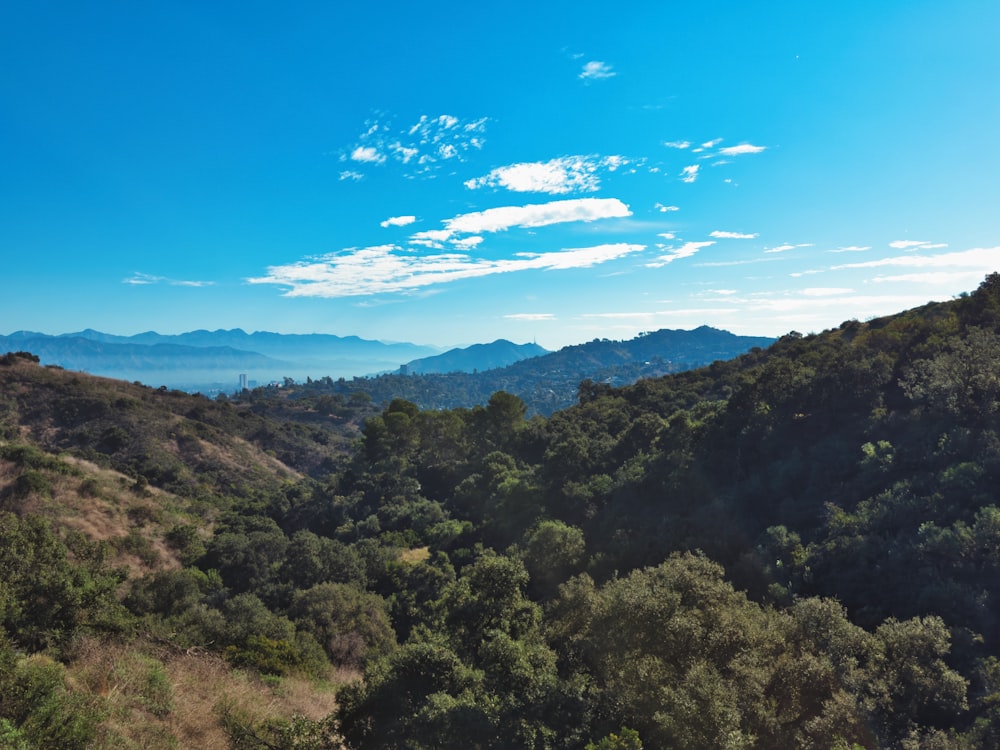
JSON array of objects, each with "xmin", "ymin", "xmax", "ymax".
[
  {"xmin": 830, "ymin": 245, "xmax": 871, "ymax": 253},
  {"xmin": 410, "ymin": 197, "xmax": 632, "ymax": 247},
  {"xmin": 889, "ymin": 239, "xmax": 948, "ymax": 250},
  {"xmin": 380, "ymin": 215, "xmax": 417, "ymax": 228},
  {"xmin": 718, "ymin": 143, "xmax": 766, "ymax": 156},
  {"xmin": 124, "ymin": 272, "xmax": 214, "ymax": 287},
  {"xmin": 664, "ymin": 140, "xmax": 691, "ymax": 150},
  {"xmin": 247, "ymin": 242, "xmax": 645, "ymax": 298},
  {"xmin": 655, "ymin": 203, "xmax": 680, "ymax": 212},
  {"xmin": 647, "ymin": 240, "xmax": 715, "ymax": 267},
  {"xmin": 680, "ymin": 165, "xmax": 700, "ymax": 183},
  {"xmin": 833, "ymin": 246, "xmax": 998, "ymax": 272},
  {"xmin": 465, "ymin": 155, "xmax": 629, "ymax": 195},
  {"xmin": 580, "ymin": 61, "xmax": 615, "ymax": 80},
  {"xmin": 869, "ymin": 271, "xmax": 989, "ymax": 285},
  {"xmin": 765, "ymin": 242, "xmax": 813, "ymax": 254},
  {"xmin": 339, "ymin": 114, "xmax": 487, "ymax": 177},
  {"xmin": 710, "ymin": 230, "xmax": 758, "ymax": 239},
  {"xmin": 505, "ymin": 313, "xmax": 556, "ymax": 321}
]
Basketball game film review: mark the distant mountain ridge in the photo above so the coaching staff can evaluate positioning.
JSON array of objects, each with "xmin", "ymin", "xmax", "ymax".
[
  {"xmin": 324, "ymin": 325, "xmax": 776, "ymax": 414},
  {"xmin": 0, "ymin": 329, "xmax": 442, "ymax": 390},
  {"xmin": 406, "ymin": 339, "xmax": 551, "ymax": 374},
  {"xmin": 1, "ymin": 326, "xmax": 774, "ymax": 406}
]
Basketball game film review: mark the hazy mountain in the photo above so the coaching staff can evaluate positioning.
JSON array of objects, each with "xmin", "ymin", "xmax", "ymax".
[
  {"xmin": 0, "ymin": 329, "xmax": 443, "ymax": 391},
  {"xmin": 405, "ymin": 339, "xmax": 551, "ymax": 374}
]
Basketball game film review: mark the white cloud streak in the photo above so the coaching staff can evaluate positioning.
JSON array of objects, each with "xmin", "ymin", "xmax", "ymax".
[
  {"xmin": 765, "ymin": 243, "xmax": 813, "ymax": 254},
  {"xmin": 247, "ymin": 243, "xmax": 646, "ymax": 298},
  {"xmin": 833, "ymin": 246, "xmax": 999, "ymax": 272},
  {"xmin": 718, "ymin": 143, "xmax": 766, "ymax": 156},
  {"xmin": 123, "ymin": 272, "xmax": 214, "ymax": 287},
  {"xmin": 647, "ymin": 240, "xmax": 715, "ymax": 267},
  {"xmin": 680, "ymin": 165, "xmax": 700, "ymax": 183},
  {"xmin": 710, "ymin": 231, "xmax": 758, "ymax": 239},
  {"xmin": 505, "ymin": 313, "xmax": 556, "ymax": 321},
  {"xmin": 410, "ymin": 197, "xmax": 632, "ymax": 246}
]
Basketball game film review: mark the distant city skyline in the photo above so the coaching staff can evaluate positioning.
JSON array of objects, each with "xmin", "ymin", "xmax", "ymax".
[{"xmin": 2, "ymin": 1, "xmax": 997, "ymax": 349}]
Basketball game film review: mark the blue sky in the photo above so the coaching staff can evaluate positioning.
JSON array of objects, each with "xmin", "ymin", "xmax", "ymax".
[{"xmin": 2, "ymin": 1, "xmax": 998, "ymax": 350}]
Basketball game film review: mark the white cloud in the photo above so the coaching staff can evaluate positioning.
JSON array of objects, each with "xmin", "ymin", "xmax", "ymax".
[
  {"xmin": 339, "ymin": 170, "xmax": 364, "ymax": 181},
  {"xmin": 718, "ymin": 143, "xmax": 766, "ymax": 156},
  {"xmin": 833, "ymin": 246, "xmax": 999, "ymax": 272},
  {"xmin": 655, "ymin": 203, "xmax": 680, "ymax": 212},
  {"xmin": 580, "ymin": 61, "xmax": 615, "ymax": 80},
  {"xmin": 350, "ymin": 146, "xmax": 385, "ymax": 164},
  {"xmin": 680, "ymin": 165, "xmax": 700, "ymax": 183},
  {"xmin": 657, "ymin": 232, "xmax": 676, "ymax": 240},
  {"xmin": 465, "ymin": 155, "xmax": 628, "ymax": 195},
  {"xmin": 390, "ymin": 143, "xmax": 419, "ymax": 163},
  {"xmin": 888, "ymin": 239, "xmax": 948, "ymax": 250},
  {"xmin": 247, "ymin": 242, "xmax": 645, "ymax": 298},
  {"xmin": 765, "ymin": 243, "xmax": 813, "ymax": 254},
  {"xmin": 380, "ymin": 215, "xmax": 416, "ymax": 228},
  {"xmin": 710, "ymin": 231, "xmax": 758, "ymax": 239},
  {"xmin": 869, "ymin": 271, "xmax": 989, "ymax": 285},
  {"xmin": 452, "ymin": 236, "xmax": 484, "ymax": 250},
  {"xmin": 124, "ymin": 272, "xmax": 161, "ymax": 285},
  {"xmin": 647, "ymin": 240, "xmax": 715, "ymax": 267},
  {"xmin": 173, "ymin": 280, "xmax": 215, "ymax": 288},
  {"xmin": 342, "ymin": 114, "xmax": 487, "ymax": 176},
  {"xmin": 701, "ymin": 138, "xmax": 722, "ymax": 148},
  {"xmin": 830, "ymin": 245, "xmax": 871, "ymax": 253},
  {"xmin": 424, "ymin": 197, "xmax": 631, "ymax": 242},
  {"xmin": 505, "ymin": 313, "xmax": 555, "ymax": 321},
  {"xmin": 123, "ymin": 272, "xmax": 214, "ymax": 287},
  {"xmin": 664, "ymin": 140, "xmax": 691, "ymax": 150}
]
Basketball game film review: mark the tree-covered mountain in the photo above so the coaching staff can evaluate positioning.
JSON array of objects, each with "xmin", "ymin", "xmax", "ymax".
[
  {"xmin": 320, "ymin": 325, "xmax": 775, "ymax": 415},
  {"xmin": 1, "ymin": 276, "xmax": 999, "ymax": 748},
  {"xmin": 405, "ymin": 339, "xmax": 551, "ymax": 374}
]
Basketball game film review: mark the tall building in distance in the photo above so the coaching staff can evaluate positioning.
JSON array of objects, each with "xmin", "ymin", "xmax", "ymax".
[{"xmin": 238, "ymin": 373, "xmax": 248, "ymax": 391}]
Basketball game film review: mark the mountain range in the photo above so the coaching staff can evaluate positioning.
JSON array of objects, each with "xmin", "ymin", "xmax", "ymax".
[
  {"xmin": 0, "ymin": 329, "xmax": 442, "ymax": 390},
  {"xmin": 0, "ymin": 326, "xmax": 774, "ymax": 406}
]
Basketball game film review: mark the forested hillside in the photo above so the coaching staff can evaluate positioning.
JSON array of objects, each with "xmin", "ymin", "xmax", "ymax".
[
  {"xmin": 1, "ymin": 275, "xmax": 999, "ymax": 748},
  {"xmin": 308, "ymin": 325, "xmax": 774, "ymax": 416}
]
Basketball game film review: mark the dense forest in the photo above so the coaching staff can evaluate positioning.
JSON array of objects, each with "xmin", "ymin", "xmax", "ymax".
[{"xmin": 1, "ymin": 274, "xmax": 999, "ymax": 748}]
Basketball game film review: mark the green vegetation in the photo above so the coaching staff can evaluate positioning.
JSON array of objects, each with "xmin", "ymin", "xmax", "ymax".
[{"xmin": 0, "ymin": 274, "xmax": 999, "ymax": 747}]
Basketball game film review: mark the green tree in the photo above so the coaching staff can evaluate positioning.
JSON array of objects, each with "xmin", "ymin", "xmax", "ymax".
[{"xmin": 288, "ymin": 583, "xmax": 395, "ymax": 670}]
